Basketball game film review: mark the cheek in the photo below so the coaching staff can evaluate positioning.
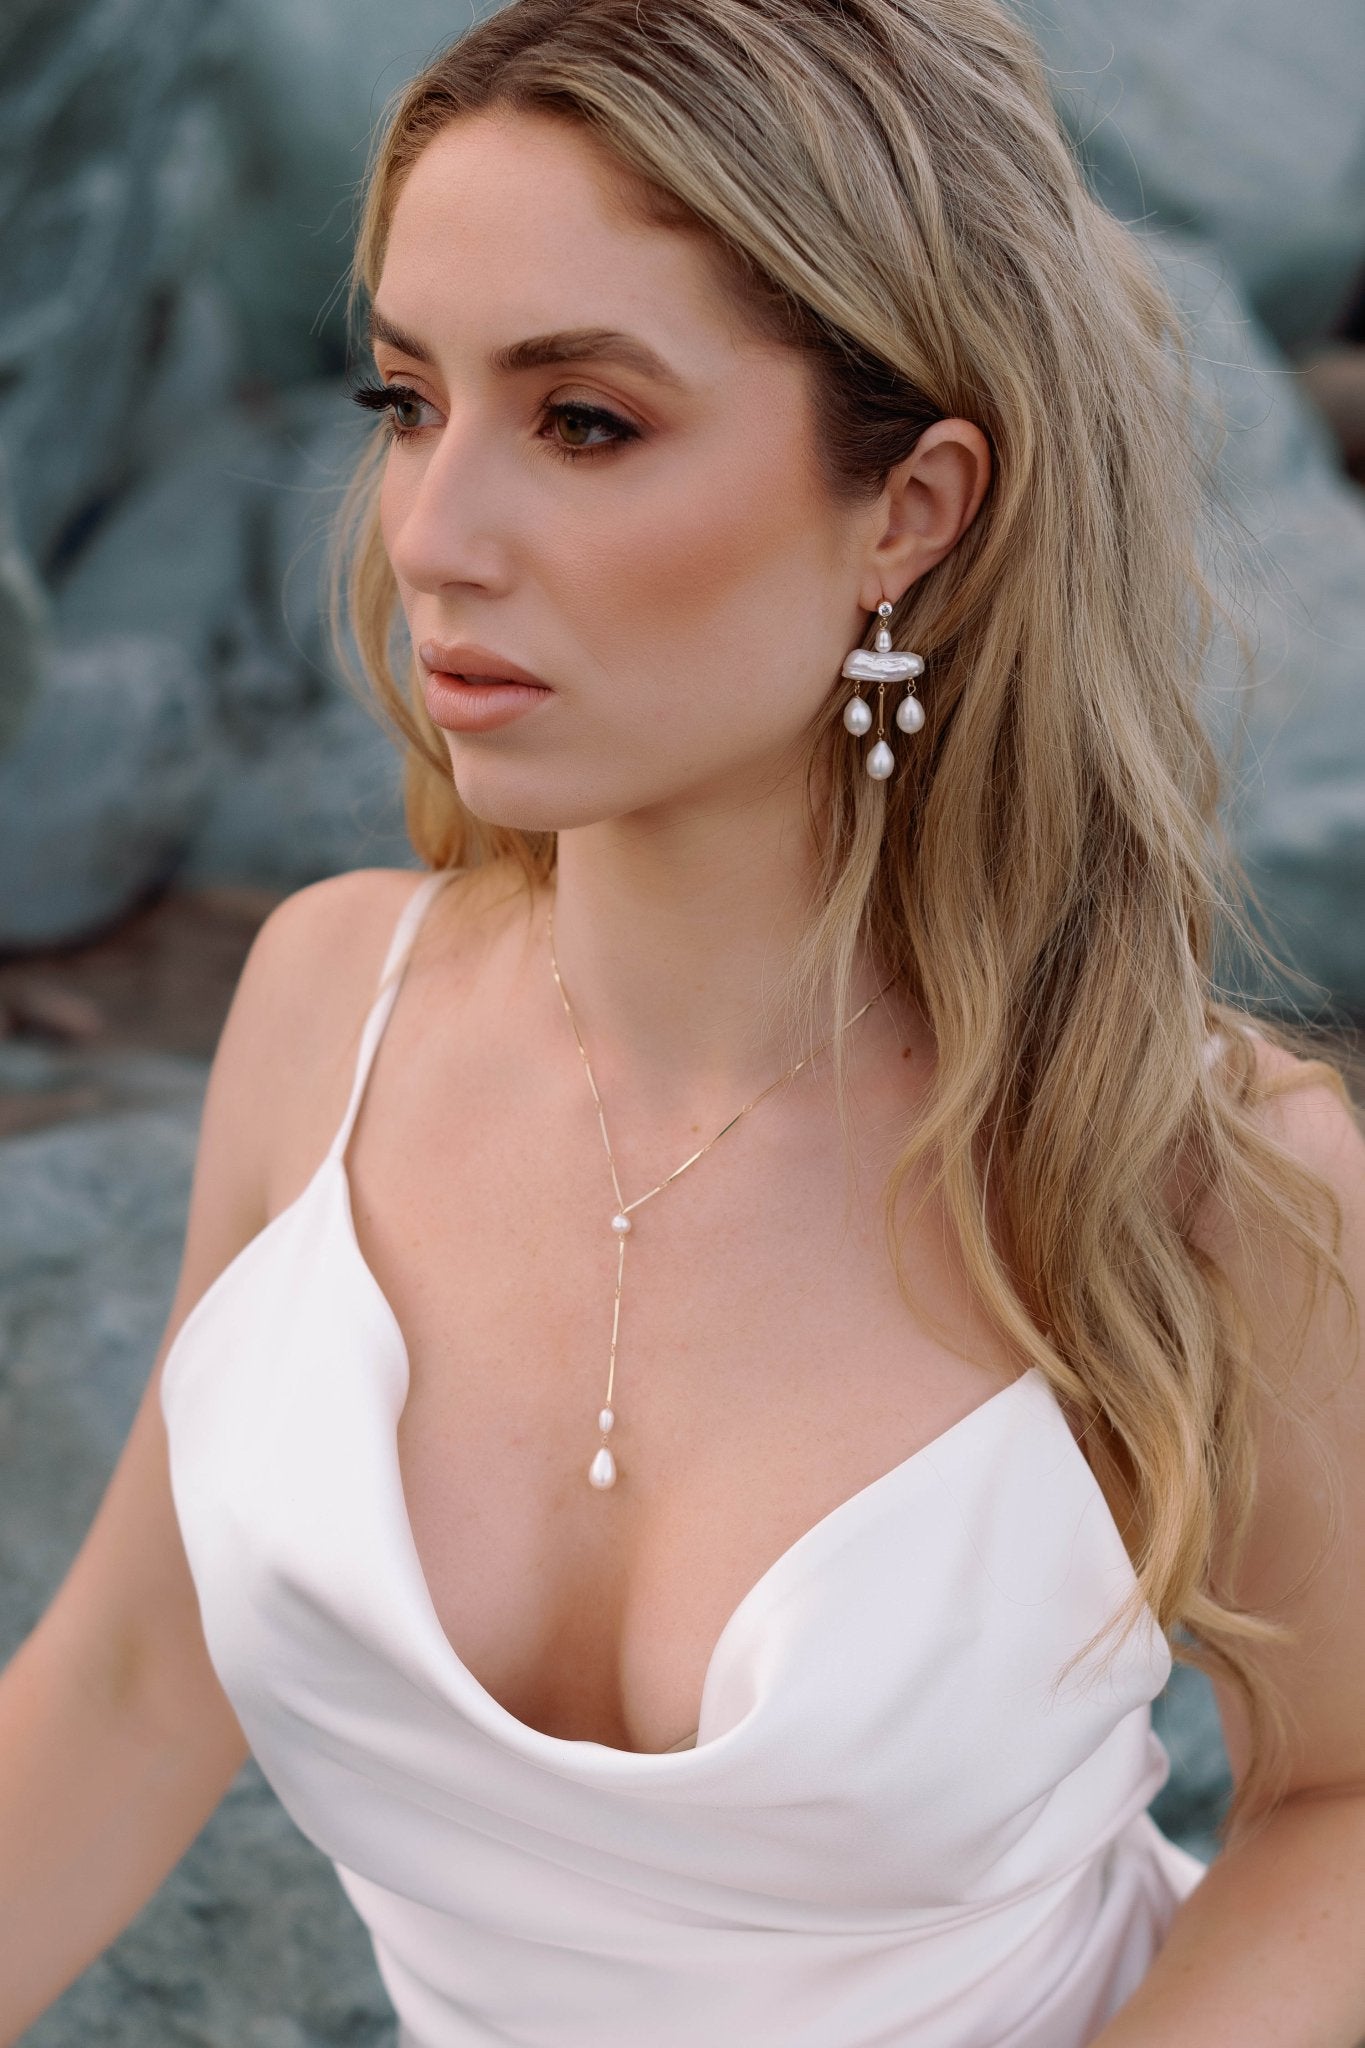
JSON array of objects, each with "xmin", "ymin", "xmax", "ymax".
[
  {"xmin": 555, "ymin": 437, "xmax": 845, "ymax": 726},
  {"xmin": 378, "ymin": 459, "xmax": 415, "ymax": 582}
]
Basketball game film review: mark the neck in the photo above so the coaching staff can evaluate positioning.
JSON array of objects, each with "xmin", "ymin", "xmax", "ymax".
[{"xmin": 518, "ymin": 789, "xmax": 903, "ymax": 1122}]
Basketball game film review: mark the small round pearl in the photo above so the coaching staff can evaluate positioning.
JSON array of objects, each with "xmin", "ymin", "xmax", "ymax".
[
  {"xmin": 610, "ymin": 1212, "xmax": 632, "ymax": 1234},
  {"xmin": 866, "ymin": 739, "xmax": 896, "ymax": 779},
  {"xmin": 842, "ymin": 695, "xmax": 873, "ymax": 736},
  {"xmin": 598, "ymin": 1406, "xmax": 615, "ymax": 1433}
]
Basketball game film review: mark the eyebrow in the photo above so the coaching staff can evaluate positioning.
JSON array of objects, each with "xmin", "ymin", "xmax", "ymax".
[{"xmin": 366, "ymin": 307, "xmax": 686, "ymax": 391}]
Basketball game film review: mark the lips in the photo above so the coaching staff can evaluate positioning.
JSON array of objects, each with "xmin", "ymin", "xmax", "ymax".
[{"xmin": 417, "ymin": 639, "xmax": 552, "ymax": 690}]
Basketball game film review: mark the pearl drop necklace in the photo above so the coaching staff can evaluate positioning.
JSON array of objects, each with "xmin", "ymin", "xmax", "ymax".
[{"xmin": 546, "ymin": 895, "xmax": 891, "ymax": 1490}]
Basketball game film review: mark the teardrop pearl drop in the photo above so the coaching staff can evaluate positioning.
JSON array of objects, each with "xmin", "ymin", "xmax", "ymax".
[
  {"xmin": 598, "ymin": 1406, "xmax": 615, "ymax": 1433},
  {"xmin": 895, "ymin": 693, "xmax": 925, "ymax": 734},
  {"xmin": 588, "ymin": 1445, "xmax": 617, "ymax": 1489},
  {"xmin": 866, "ymin": 739, "xmax": 896, "ymax": 779},
  {"xmin": 842, "ymin": 694, "xmax": 873, "ymax": 736}
]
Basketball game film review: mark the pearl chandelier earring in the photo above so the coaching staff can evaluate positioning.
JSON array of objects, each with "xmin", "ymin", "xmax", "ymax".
[{"xmin": 841, "ymin": 600, "xmax": 926, "ymax": 778}]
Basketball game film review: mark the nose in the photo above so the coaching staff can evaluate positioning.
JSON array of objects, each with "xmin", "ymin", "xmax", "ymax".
[{"xmin": 383, "ymin": 413, "xmax": 509, "ymax": 597}]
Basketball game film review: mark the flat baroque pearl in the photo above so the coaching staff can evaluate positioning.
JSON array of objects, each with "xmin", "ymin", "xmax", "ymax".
[{"xmin": 842, "ymin": 647, "xmax": 920, "ymax": 684}]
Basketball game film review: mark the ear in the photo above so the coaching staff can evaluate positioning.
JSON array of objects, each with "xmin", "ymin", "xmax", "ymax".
[{"xmin": 855, "ymin": 418, "xmax": 992, "ymax": 612}]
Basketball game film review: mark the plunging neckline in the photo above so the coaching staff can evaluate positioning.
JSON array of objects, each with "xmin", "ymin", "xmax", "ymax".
[
  {"xmin": 325, "ymin": 1145, "xmax": 1057, "ymax": 1761},
  {"xmin": 158, "ymin": 1055, "xmax": 1105, "ymax": 1765}
]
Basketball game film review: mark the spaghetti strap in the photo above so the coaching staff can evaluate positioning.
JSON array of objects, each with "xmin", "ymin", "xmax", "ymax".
[{"xmin": 325, "ymin": 869, "xmax": 456, "ymax": 1166}]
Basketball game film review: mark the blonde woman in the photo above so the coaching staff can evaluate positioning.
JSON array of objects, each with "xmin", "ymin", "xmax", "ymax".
[{"xmin": 4, "ymin": 1, "xmax": 1365, "ymax": 2043}]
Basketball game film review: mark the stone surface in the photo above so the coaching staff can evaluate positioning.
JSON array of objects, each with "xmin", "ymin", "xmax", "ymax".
[
  {"xmin": 3, "ymin": 377, "xmax": 409, "ymax": 938},
  {"xmin": 0, "ymin": 634, "xmax": 217, "ymax": 949},
  {"xmin": 0, "ymin": 884, "xmax": 284, "ymax": 1109},
  {"xmin": 0, "ymin": 0, "xmax": 241, "ymax": 579},
  {"xmin": 0, "ymin": 450, "xmax": 48, "ymax": 754},
  {"xmin": 1150, "ymin": 1660, "xmax": 1231, "ymax": 1868},
  {"xmin": 210, "ymin": 0, "xmax": 474, "ymax": 387},
  {"xmin": 1009, "ymin": 0, "xmax": 1365, "ymax": 1011},
  {"xmin": 1143, "ymin": 230, "xmax": 1365, "ymax": 1012},
  {"xmin": 1023, "ymin": 0, "xmax": 1365, "ymax": 355},
  {"xmin": 52, "ymin": 381, "xmax": 370, "ymax": 732},
  {"xmin": 176, "ymin": 693, "xmax": 415, "ymax": 891}
]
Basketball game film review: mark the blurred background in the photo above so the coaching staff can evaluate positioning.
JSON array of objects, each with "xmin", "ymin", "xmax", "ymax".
[{"xmin": 0, "ymin": 0, "xmax": 1363, "ymax": 2040}]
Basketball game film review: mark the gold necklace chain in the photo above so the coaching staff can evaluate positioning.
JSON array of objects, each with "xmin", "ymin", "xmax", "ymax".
[{"xmin": 546, "ymin": 893, "xmax": 894, "ymax": 1491}]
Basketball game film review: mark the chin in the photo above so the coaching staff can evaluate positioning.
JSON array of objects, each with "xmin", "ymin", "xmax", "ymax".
[{"xmin": 446, "ymin": 755, "xmax": 653, "ymax": 836}]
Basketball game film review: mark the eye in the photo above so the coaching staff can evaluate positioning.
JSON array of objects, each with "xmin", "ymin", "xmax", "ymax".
[
  {"xmin": 349, "ymin": 378, "xmax": 436, "ymax": 442},
  {"xmin": 536, "ymin": 399, "xmax": 641, "ymax": 463},
  {"xmin": 348, "ymin": 378, "xmax": 642, "ymax": 464}
]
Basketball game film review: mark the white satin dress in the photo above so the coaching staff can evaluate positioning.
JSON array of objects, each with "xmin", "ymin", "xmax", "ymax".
[{"xmin": 160, "ymin": 869, "xmax": 1208, "ymax": 2047}]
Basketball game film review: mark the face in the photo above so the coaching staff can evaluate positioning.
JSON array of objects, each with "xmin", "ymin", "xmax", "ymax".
[{"xmin": 371, "ymin": 109, "xmax": 880, "ymax": 835}]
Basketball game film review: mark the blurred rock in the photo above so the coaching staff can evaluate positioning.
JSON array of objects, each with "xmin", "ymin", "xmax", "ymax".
[
  {"xmin": 178, "ymin": 692, "xmax": 413, "ymax": 890},
  {"xmin": 0, "ymin": 884, "xmax": 283, "ymax": 1100},
  {"xmin": 53, "ymin": 405, "xmax": 281, "ymax": 712},
  {"xmin": 1135, "ymin": 234, "xmax": 1365, "ymax": 1013},
  {"xmin": 1146, "ymin": 245, "xmax": 1365, "ymax": 1007},
  {"xmin": 54, "ymin": 380, "xmax": 372, "ymax": 718},
  {"xmin": 0, "ymin": 634, "xmax": 216, "ymax": 949},
  {"xmin": 1024, "ymin": 0, "xmax": 1365, "ymax": 355},
  {"xmin": 211, "ymin": 0, "xmax": 471, "ymax": 386},
  {"xmin": 0, "ymin": 449, "xmax": 49, "ymax": 754},
  {"xmin": 50, "ymin": 376, "xmax": 411, "ymax": 894},
  {"xmin": 1006, "ymin": 0, "xmax": 1365, "ymax": 1010},
  {"xmin": 1150, "ymin": 1660, "xmax": 1230, "ymax": 1868},
  {"xmin": 0, "ymin": 0, "xmax": 242, "ymax": 580}
]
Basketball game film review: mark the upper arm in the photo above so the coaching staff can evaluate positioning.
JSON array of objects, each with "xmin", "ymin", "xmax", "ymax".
[
  {"xmin": 1194, "ymin": 1036, "xmax": 1365, "ymax": 1808},
  {"xmin": 17, "ymin": 868, "xmax": 415, "ymax": 1742}
]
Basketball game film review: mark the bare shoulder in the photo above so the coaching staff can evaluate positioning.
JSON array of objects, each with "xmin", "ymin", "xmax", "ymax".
[
  {"xmin": 239, "ymin": 861, "xmax": 535, "ymax": 1205},
  {"xmin": 1190, "ymin": 1024, "xmax": 1365, "ymax": 1385},
  {"xmin": 233, "ymin": 866, "xmax": 458, "ymax": 1206},
  {"xmin": 1194, "ymin": 1024, "xmax": 1365, "ymax": 1805},
  {"xmin": 242, "ymin": 865, "xmax": 436, "ymax": 1033},
  {"xmin": 1196, "ymin": 1023, "xmax": 1365, "ymax": 1266}
]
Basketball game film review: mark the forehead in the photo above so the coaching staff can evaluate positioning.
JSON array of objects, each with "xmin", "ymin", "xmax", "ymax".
[{"xmin": 378, "ymin": 111, "xmax": 768, "ymax": 367}]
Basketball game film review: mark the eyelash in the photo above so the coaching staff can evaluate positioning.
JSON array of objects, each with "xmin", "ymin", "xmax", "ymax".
[{"xmin": 348, "ymin": 378, "xmax": 641, "ymax": 463}]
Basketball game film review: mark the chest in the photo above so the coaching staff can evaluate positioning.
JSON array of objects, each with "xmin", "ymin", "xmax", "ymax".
[
  {"xmin": 274, "ymin": 937, "xmax": 1023, "ymax": 1753},
  {"xmin": 283, "ymin": 993, "xmax": 1026, "ymax": 1756}
]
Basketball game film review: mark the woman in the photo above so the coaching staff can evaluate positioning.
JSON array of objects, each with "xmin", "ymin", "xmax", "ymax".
[{"xmin": 4, "ymin": 0, "xmax": 1364, "ymax": 2042}]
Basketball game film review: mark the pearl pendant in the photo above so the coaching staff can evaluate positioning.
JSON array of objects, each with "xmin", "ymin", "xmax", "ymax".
[
  {"xmin": 895, "ymin": 693, "xmax": 925, "ymax": 734},
  {"xmin": 842, "ymin": 694, "xmax": 873, "ymax": 736},
  {"xmin": 610, "ymin": 1212, "xmax": 632, "ymax": 1235},
  {"xmin": 589, "ymin": 1444, "xmax": 617, "ymax": 1489},
  {"xmin": 866, "ymin": 739, "xmax": 896, "ymax": 779}
]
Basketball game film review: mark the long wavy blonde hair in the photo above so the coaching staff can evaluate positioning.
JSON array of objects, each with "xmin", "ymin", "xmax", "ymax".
[{"xmin": 326, "ymin": 0, "xmax": 1357, "ymax": 1847}]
